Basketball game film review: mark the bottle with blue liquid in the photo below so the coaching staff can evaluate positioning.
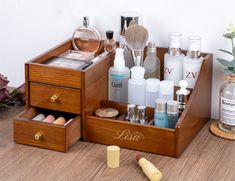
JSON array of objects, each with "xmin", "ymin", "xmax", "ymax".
[{"xmin": 154, "ymin": 99, "xmax": 168, "ymax": 128}]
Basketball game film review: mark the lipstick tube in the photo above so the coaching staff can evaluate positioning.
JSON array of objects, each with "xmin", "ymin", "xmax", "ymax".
[{"xmin": 136, "ymin": 154, "xmax": 162, "ymax": 181}]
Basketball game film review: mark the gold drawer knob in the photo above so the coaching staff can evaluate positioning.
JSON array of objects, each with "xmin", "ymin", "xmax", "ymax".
[
  {"xmin": 35, "ymin": 132, "xmax": 43, "ymax": 140},
  {"xmin": 51, "ymin": 94, "xmax": 59, "ymax": 103}
]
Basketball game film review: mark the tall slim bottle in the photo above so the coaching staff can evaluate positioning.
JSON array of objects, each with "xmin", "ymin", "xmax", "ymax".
[
  {"xmin": 143, "ymin": 41, "xmax": 160, "ymax": 79},
  {"xmin": 183, "ymin": 36, "xmax": 203, "ymax": 88},
  {"xmin": 164, "ymin": 32, "xmax": 184, "ymax": 86},
  {"xmin": 108, "ymin": 48, "xmax": 130, "ymax": 103}
]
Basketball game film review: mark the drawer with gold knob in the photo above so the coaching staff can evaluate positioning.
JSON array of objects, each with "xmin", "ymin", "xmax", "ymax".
[
  {"xmin": 30, "ymin": 82, "xmax": 81, "ymax": 114},
  {"xmin": 13, "ymin": 107, "xmax": 81, "ymax": 152}
]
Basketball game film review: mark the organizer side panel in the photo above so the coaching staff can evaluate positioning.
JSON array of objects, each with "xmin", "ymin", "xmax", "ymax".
[{"xmin": 175, "ymin": 54, "xmax": 213, "ymax": 157}]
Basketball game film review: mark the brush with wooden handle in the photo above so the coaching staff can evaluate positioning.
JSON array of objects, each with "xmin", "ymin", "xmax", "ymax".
[{"xmin": 125, "ymin": 24, "xmax": 148, "ymax": 66}]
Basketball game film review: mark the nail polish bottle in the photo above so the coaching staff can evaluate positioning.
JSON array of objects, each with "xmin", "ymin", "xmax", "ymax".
[{"xmin": 154, "ymin": 99, "xmax": 168, "ymax": 128}]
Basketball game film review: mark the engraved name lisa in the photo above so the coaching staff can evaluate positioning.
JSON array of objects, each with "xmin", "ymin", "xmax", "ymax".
[{"xmin": 114, "ymin": 129, "xmax": 145, "ymax": 141}]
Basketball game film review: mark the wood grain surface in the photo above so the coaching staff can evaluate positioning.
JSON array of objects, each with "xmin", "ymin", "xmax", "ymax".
[{"xmin": 1, "ymin": 106, "xmax": 235, "ymax": 181}]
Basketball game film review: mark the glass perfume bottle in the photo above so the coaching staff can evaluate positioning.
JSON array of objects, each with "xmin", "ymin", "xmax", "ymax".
[
  {"xmin": 183, "ymin": 36, "xmax": 203, "ymax": 88},
  {"xmin": 219, "ymin": 74, "xmax": 235, "ymax": 133},
  {"xmin": 72, "ymin": 16, "xmax": 101, "ymax": 53},
  {"xmin": 104, "ymin": 30, "xmax": 116, "ymax": 53},
  {"xmin": 143, "ymin": 41, "xmax": 160, "ymax": 79},
  {"xmin": 164, "ymin": 32, "xmax": 184, "ymax": 86}
]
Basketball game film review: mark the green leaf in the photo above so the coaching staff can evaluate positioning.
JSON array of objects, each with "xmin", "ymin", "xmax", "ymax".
[
  {"xmin": 223, "ymin": 32, "xmax": 235, "ymax": 39},
  {"xmin": 233, "ymin": 47, "xmax": 235, "ymax": 56},
  {"xmin": 219, "ymin": 49, "xmax": 232, "ymax": 55},
  {"xmin": 217, "ymin": 58, "xmax": 235, "ymax": 68}
]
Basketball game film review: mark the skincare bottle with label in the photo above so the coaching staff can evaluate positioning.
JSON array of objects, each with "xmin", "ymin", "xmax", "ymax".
[
  {"xmin": 128, "ymin": 66, "xmax": 146, "ymax": 105},
  {"xmin": 183, "ymin": 36, "xmax": 203, "ymax": 88},
  {"xmin": 164, "ymin": 32, "xmax": 184, "ymax": 86},
  {"xmin": 108, "ymin": 48, "xmax": 130, "ymax": 103},
  {"xmin": 219, "ymin": 74, "xmax": 235, "ymax": 133}
]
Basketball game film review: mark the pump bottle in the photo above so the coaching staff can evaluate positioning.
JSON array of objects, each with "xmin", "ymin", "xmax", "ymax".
[
  {"xmin": 183, "ymin": 36, "xmax": 203, "ymax": 88},
  {"xmin": 176, "ymin": 80, "xmax": 190, "ymax": 114},
  {"xmin": 128, "ymin": 66, "xmax": 146, "ymax": 105},
  {"xmin": 164, "ymin": 32, "xmax": 184, "ymax": 86},
  {"xmin": 108, "ymin": 48, "xmax": 130, "ymax": 103}
]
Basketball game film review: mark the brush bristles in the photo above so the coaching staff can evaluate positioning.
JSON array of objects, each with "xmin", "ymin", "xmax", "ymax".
[{"xmin": 125, "ymin": 25, "xmax": 149, "ymax": 51}]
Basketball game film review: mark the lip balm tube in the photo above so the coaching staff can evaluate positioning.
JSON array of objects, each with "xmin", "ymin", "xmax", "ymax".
[
  {"xmin": 42, "ymin": 115, "xmax": 55, "ymax": 123},
  {"xmin": 32, "ymin": 114, "xmax": 45, "ymax": 121},
  {"xmin": 53, "ymin": 117, "xmax": 66, "ymax": 125},
  {"xmin": 107, "ymin": 145, "xmax": 120, "ymax": 168},
  {"xmin": 136, "ymin": 154, "xmax": 162, "ymax": 181}
]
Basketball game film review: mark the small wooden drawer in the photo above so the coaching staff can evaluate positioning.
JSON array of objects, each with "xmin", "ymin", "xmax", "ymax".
[
  {"xmin": 30, "ymin": 82, "xmax": 81, "ymax": 114},
  {"xmin": 13, "ymin": 107, "xmax": 81, "ymax": 152}
]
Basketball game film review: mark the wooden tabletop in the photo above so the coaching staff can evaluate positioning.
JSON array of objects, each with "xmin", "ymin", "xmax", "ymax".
[{"xmin": 0, "ymin": 106, "xmax": 235, "ymax": 181}]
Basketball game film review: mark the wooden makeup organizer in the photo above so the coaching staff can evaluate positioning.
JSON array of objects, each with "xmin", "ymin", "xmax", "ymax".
[{"xmin": 13, "ymin": 39, "xmax": 212, "ymax": 157}]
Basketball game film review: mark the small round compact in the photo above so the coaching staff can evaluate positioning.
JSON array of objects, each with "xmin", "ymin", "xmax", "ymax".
[{"xmin": 95, "ymin": 108, "xmax": 119, "ymax": 118}]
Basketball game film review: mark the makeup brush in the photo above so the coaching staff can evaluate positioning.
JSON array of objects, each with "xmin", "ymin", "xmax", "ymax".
[{"xmin": 125, "ymin": 24, "xmax": 148, "ymax": 66}]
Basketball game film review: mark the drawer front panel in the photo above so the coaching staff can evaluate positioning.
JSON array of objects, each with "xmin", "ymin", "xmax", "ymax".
[
  {"xmin": 14, "ymin": 119, "xmax": 66, "ymax": 152},
  {"xmin": 29, "ymin": 64, "xmax": 82, "ymax": 89},
  {"xmin": 30, "ymin": 83, "xmax": 81, "ymax": 114},
  {"xmin": 13, "ymin": 108, "xmax": 81, "ymax": 152}
]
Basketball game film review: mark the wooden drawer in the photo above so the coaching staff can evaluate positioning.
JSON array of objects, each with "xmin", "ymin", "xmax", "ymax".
[
  {"xmin": 13, "ymin": 107, "xmax": 81, "ymax": 152},
  {"xmin": 30, "ymin": 82, "xmax": 81, "ymax": 114}
]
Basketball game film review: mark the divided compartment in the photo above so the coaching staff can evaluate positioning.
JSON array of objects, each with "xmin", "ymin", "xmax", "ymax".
[
  {"xmin": 13, "ymin": 107, "xmax": 81, "ymax": 152},
  {"xmin": 84, "ymin": 49, "xmax": 213, "ymax": 158}
]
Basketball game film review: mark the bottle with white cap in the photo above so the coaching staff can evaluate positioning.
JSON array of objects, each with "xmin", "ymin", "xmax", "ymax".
[
  {"xmin": 176, "ymin": 80, "xmax": 191, "ymax": 114},
  {"xmin": 183, "ymin": 36, "xmax": 203, "ymax": 88},
  {"xmin": 159, "ymin": 80, "xmax": 174, "ymax": 102},
  {"xmin": 164, "ymin": 32, "xmax": 184, "ymax": 86},
  {"xmin": 128, "ymin": 66, "xmax": 146, "ymax": 105},
  {"xmin": 108, "ymin": 48, "xmax": 130, "ymax": 103},
  {"xmin": 145, "ymin": 78, "xmax": 160, "ymax": 107}
]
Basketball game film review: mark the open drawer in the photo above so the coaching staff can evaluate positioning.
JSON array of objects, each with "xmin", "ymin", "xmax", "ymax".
[{"xmin": 13, "ymin": 107, "xmax": 81, "ymax": 152}]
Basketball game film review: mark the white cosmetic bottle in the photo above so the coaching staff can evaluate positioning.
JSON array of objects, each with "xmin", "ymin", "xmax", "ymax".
[
  {"xmin": 108, "ymin": 48, "xmax": 130, "ymax": 103},
  {"xmin": 164, "ymin": 32, "xmax": 184, "ymax": 86},
  {"xmin": 183, "ymin": 36, "xmax": 203, "ymax": 88},
  {"xmin": 128, "ymin": 66, "xmax": 146, "ymax": 105}
]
